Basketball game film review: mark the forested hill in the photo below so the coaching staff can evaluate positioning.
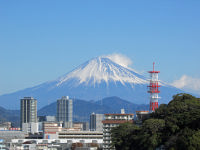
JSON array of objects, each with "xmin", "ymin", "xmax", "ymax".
[
  {"xmin": 111, "ymin": 93, "xmax": 200, "ymax": 150},
  {"xmin": 0, "ymin": 106, "xmax": 20, "ymax": 127}
]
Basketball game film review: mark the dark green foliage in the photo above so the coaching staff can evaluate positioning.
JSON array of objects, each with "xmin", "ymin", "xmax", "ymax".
[
  {"xmin": 111, "ymin": 123, "xmax": 140, "ymax": 150},
  {"xmin": 139, "ymin": 119, "xmax": 165, "ymax": 150},
  {"xmin": 111, "ymin": 93, "xmax": 200, "ymax": 150}
]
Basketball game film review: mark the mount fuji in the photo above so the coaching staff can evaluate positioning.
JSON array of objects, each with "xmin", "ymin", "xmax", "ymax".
[{"xmin": 0, "ymin": 55, "xmax": 183, "ymax": 109}]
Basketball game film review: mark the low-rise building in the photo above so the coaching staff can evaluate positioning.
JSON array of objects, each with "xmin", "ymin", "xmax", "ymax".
[
  {"xmin": 43, "ymin": 122, "xmax": 62, "ymax": 139},
  {"xmin": 135, "ymin": 111, "xmax": 150, "ymax": 125},
  {"xmin": 58, "ymin": 131, "xmax": 103, "ymax": 143},
  {"xmin": 10, "ymin": 139, "xmax": 102, "ymax": 150},
  {"xmin": 0, "ymin": 122, "xmax": 11, "ymax": 130},
  {"xmin": 0, "ymin": 131, "xmax": 28, "ymax": 142},
  {"xmin": 74, "ymin": 122, "xmax": 89, "ymax": 131},
  {"xmin": 43, "ymin": 122, "xmax": 103, "ymax": 145}
]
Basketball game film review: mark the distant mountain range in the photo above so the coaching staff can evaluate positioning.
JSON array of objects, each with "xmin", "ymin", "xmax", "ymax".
[
  {"xmin": 38, "ymin": 96, "xmax": 149, "ymax": 122},
  {"xmin": 0, "ymin": 106, "xmax": 20, "ymax": 127},
  {"xmin": 0, "ymin": 56, "xmax": 183, "ymax": 109},
  {"xmin": 0, "ymin": 96, "xmax": 149, "ymax": 127}
]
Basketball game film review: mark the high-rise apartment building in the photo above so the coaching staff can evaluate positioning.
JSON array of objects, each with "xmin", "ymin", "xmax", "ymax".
[
  {"xmin": 57, "ymin": 96, "xmax": 73, "ymax": 128},
  {"xmin": 102, "ymin": 110, "xmax": 134, "ymax": 150},
  {"xmin": 20, "ymin": 97, "xmax": 38, "ymax": 133},
  {"xmin": 90, "ymin": 113, "xmax": 104, "ymax": 131}
]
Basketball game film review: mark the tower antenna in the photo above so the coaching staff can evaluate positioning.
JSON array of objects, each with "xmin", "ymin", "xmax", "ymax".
[{"xmin": 148, "ymin": 62, "xmax": 160, "ymax": 112}]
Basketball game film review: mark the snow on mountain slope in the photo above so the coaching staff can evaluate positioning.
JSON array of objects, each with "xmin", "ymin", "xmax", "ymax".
[
  {"xmin": 0, "ymin": 55, "xmax": 184, "ymax": 109},
  {"xmin": 56, "ymin": 57, "xmax": 147, "ymax": 87}
]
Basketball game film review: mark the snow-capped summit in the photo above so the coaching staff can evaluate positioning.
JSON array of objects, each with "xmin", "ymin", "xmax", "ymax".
[
  {"xmin": 0, "ymin": 54, "xmax": 183, "ymax": 109},
  {"xmin": 56, "ymin": 56, "xmax": 147, "ymax": 87}
]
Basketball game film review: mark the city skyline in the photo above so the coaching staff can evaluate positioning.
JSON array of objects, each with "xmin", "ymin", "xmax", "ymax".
[{"xmin": 0, "ymin": 1, "xmax": 200, "ymax": 95}]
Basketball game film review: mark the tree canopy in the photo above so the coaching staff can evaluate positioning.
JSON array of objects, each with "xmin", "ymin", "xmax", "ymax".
[{"xmin": 111, "ymin": 93, "xmax": 200, "ymax": 150}]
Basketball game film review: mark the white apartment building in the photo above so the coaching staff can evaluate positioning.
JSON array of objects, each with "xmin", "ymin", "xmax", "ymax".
[{"xmin": 102, "ymin": 112, "xmax": 134, "ymax": 150}]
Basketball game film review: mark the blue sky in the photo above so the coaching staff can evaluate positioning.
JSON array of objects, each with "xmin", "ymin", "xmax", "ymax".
[{"xmin": 0, "ymin": 0, "xmax": 200, "ymax": 95}]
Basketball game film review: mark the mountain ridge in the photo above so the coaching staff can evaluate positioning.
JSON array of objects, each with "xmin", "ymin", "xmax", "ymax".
[
  {"xmin": 55, "ymin": 57, "xmax": 147, "ymax": 86},
  {"xmin": 38, "ymin": 96, "xmax": 149, "ymax": 122},
  {"xmin": 0, "ymin": 56, "xmax": 184, "ymax": 109},
  {"xmin": 0, "ymin": 96, "xmax": 149, "ymax": 127}
]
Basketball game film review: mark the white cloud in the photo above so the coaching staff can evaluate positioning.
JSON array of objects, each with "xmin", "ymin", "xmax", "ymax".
[
  {"xmin": 171, "ymin": 75, "xmax": 200, "ymax": 93},
  {"xmin": 105, "ymin": 53, "xmax": 133, "ymax": 68}
]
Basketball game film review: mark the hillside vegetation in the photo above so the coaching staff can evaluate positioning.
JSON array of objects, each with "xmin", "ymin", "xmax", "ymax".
[
  {"xmin": 0, "ymin": 106, "xmax": 20, "ymax": 127},
  {"xmin": 111, "ymin": 93, "xmax": 200, "ymax": 150}
]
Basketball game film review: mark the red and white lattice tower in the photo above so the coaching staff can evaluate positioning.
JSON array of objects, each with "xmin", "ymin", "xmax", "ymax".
[{"xmin": 148, "ymin": 62, "xmax": 160, "ymax": 112}]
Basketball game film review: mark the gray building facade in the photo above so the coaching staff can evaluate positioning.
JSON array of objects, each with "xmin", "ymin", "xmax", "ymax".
[
  {"xmin": 20, "ymin": 97, "xmax": 38, "ymax": 133},
  {"xmin": 57, "ymin": 96, "xmax": 73, "ymax": 128},
  {"xmin": 90, "ymin": 113, "xmax": 104, "ymax": 131}
]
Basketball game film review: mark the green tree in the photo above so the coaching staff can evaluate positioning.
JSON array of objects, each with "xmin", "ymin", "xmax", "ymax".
[
  {"xmin": 189, "ymin": 130, "xmax": 200, "ymax": 150},
  {"xmin": 111, "ymin": 93, "xmax": 200, "ymax": 150},
  {"xmin": 138, "ymin": 119, "xmax": 165, "ymax": 150},
  {"xmin": 111, "ymin": 123, "xmax": 140, "ymax": 150}
]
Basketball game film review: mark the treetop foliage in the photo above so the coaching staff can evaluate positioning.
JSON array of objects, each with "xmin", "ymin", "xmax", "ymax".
[{"xmin": 111, "ymin": 93, "xmax": 200, "ymax": 150}]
